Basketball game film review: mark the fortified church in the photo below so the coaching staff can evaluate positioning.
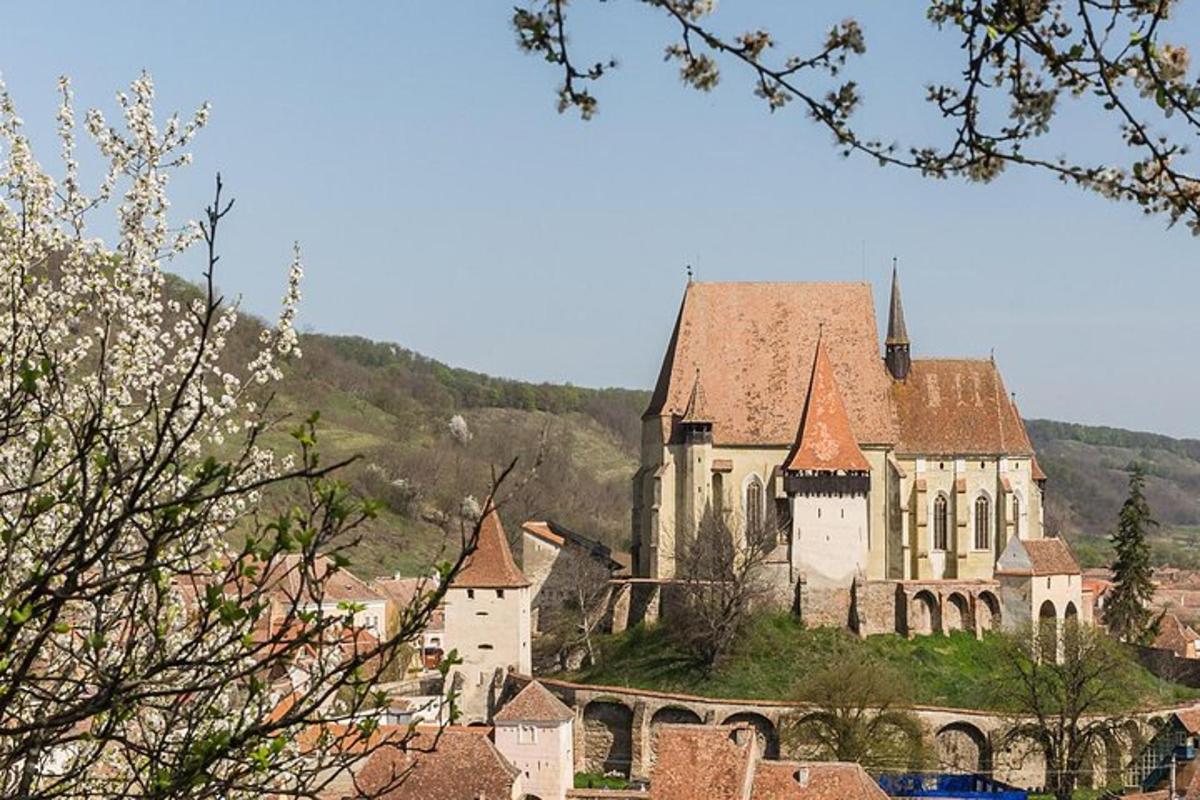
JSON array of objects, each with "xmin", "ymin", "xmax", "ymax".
[{"xmin": 631, "ymin": 270, "xmax": 1083, "ymax": 636}]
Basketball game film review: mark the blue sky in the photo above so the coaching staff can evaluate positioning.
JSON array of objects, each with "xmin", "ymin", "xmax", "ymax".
[{"xmin": 2, "ymin": 3, "xmax": 1198, "ymax": 437}]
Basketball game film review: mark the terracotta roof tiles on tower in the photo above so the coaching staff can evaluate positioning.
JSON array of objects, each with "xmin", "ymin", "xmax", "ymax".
[
  {"xmin": 681, "ymin": 369, "xmax": 713, "ymax": 423},
  {"xmin": 784, "ymin": 337, "xmax": 871, "ymax": 473},
  {"xmin": 493, "ymin": 680, "xmax": 575, "ymax": 723},
  {"xmin": 452, "ymin": 503, "xmax": 530, "ymax": 589}
]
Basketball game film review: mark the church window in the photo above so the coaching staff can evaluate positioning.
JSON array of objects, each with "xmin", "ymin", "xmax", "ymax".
[
  {"xmin": 933, "ymin": 495, "xmax": 948, "ymax": 551},
  {"xmin": 974, "ymin": 495, "xmax": 991, "ymax": 550},
  {"xmin": 712, "ymin": 473, "xmax": 724, "ymax": 516},
  {"xmin": 774, "ymin": 499, "xmax": 791, "ymax": 545},
  {"xmin": 1012, "ymin": 495, "xmax": 1021, "ymax": 538},
  {"xmin": 745, "ymin": 476, "xmax": 764, "ymax": 535}
]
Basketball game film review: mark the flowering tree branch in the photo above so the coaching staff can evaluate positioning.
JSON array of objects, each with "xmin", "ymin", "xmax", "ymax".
[{"xmin": 515, "ymin": 0, "xmax": 1200, "ymax": 232}]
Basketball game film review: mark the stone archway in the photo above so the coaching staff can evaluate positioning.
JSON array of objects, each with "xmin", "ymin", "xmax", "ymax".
[
  {"xmin": 945, "ymin": 593, "xmax": 970, "ymax": 633},
  {"xmin": 977, "ymin": 591, "xmax": 1001, "ymax": 632},
  {"xmin": 649, "ymin": 706, "xmax": 704, "ymax": 765},
  {"xmin": 994, "ymin": 731, "xmax": 1048, "ymax": 790},
  {"xmin": 722, "ymin": 712, "xmax": 779, "ymax": 758},
  {"xmin": 1079, "ymin": 730, "xmax": 1123, "ymax": 790},
  {"xmin": 1038, "ymin": 600, "xmax": 1058, "ymax": 661},
  {"xmin": 935, "ymin": 722, "xmax": 992, "ymax": 774},
  {"xmin": 911, "ymin": 590, "xmax": 941, "ymax": 636},
  {"xmin": 583, "ymin": 700, "xmax": 634, "ymax": 777}
]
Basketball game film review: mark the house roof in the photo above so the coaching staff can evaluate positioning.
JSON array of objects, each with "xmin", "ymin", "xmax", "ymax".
[
  {"xmin": 892, "ymin": 359, "xmax": 1035, "ymax": 456},
  {"xmin": 259, "ymin": 554, "xmax": 386, "ymax": 605},
  {"xmin": 521, "ymin": 521, "xmax": 624, "ymax": 571},
  {"xmin": 784, "ymin": 336, "xmax": 871, "ymax": 473},
  {"xmin": 751, "ymin": 761, "xmax": 889, "ymax": 800},
  {"xmin": 1024, "ymin": 538, "xmax": 1081, "ymax": 576},
  {"xmin": 651, "ymin": 724, "xmax": 757, "ymax": 800},
  {"xmin": 1032, "ymin": 455, "xmax": 1048, "ymax": 481},
  {"xmin": 493, "ymin": 680, "xmax": 575, "ymax": 724},
  {"xmin": 1177, "ymin": 707, "xmax": 1200, "ymax": 734},
  {"xmin": 452, "ymin": 503, "xmax": 530, "ymax": 589},
  {"xmin": 370, "ymin": 575, "xmax": 444, "ymax": 632},
  {"xmin": 1154, "ymin": 613, "xmax": 1200, "ymax": 657},
  {"xmin": 347, "ymin": 726, "xmax": 519, "ymax": 800},
  {"xmin": 644, "ymin": 282, "xmax": 898, "ymax": 446}
]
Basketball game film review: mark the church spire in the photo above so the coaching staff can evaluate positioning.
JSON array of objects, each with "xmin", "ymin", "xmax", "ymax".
[{"xmin": 885, "ymin": 260, "xmax": 911, "ymax": 381}]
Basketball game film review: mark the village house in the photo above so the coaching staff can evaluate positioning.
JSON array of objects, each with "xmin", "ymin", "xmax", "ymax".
[
  {"xmin": 631, "ymin": 272, "xmax": 1055, "ymax": 634},
  {"xmin": 371, "ymin": 572, "xmax": 446, "ymax": 671},
  {"xmin": 492, "ymin": 681, "xmax": 576, "ymax": 800},
  {"xmin": 994, "ymin": 536, "xmax": 1084, "ymax": 643},
  {"xmin": 1153, "ymin": 613, "xmax": 1200, "ymax": 660}
]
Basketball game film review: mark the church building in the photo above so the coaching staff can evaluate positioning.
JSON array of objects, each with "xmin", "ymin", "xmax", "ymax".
[{"xmin": 632, "ymin": 270, "xmax": 1050, "ymax": 623}]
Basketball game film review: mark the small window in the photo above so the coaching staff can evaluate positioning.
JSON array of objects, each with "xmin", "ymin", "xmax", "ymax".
[
  {"xmin": 480, "ymin": 643, "xmax": 494, "ymax": 650},
  {"xmin": 467, "ymin": 589, "xmax": 475, "ymax": 599},
  {"xmin": 1012, "ymin": 495, "xmax": 1021, "ymax": 538},
  {"xmin": 497, "ymin": 589, "xmax": 505, "ymax": 599},
  {"xmin": 980, "ymin": 461, "xmax": 986, "ymax": 470}
]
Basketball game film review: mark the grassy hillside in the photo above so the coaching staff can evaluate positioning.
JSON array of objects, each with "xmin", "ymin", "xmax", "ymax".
[
  {"xmin": 556, "ymin": 614, "xmax": 1198, "ymax": 711},
  {"xmin": 1028, "ymin": 420, "xmax": 1200, "ymax": 567}
]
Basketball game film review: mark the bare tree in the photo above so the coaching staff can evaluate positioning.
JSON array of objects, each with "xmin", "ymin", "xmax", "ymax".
[
  {"xmin": 991, "ymin": 622, "xmax": 1135, "ymax": 800},
  {"xmin": 534, "ymin": 552, "xmax": 613, "ymax": 672},
  {"xmin": 515, "ymin": 1, "xmax": 1200, "ymax": 234},
  {"xmin": 782, "ymin": 658, "xmax": 928, "ymax": 773},
  {"xmin": 671, "ymin": 503, "xmax": 774, "ymax": 673}
]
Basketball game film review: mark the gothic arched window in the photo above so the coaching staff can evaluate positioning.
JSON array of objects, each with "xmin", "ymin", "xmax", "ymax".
[
  {"xmin": 745, "ymin": 476, "xmax": 764, "ymax": 536},
  {"xmin": 974, "ymin": 495, "xmax": 991, "ymax": 550},
  {"xmin": 1012, "ymin": 494, "xmax": 1021, "ymax": 539},
  {"xmin": 933, "ymin": 495, "xmax": 948, "ymax": 551}
]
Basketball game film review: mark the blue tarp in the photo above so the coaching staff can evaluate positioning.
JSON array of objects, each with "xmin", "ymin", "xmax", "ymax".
[{"xmin": 876, "ymin": 772, "xmax": 1028, "ymax": 800}]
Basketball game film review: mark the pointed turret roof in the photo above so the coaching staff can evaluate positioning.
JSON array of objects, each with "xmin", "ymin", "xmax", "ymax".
[
  {"xmin": 493, "ymin": 681, "xmax": 574, "ymax": 724},
  {"xmin": 784, "ymin": 337, "xmax": 871, "ymax": 473},
  {"xmin": 886, "ymin": 263, "xmax": 909, "ymax": 345},
  {"xmin": 680, "ymin": 369, "xmax": 712, "ymax": 424},
  {"xmin": 452, "ymin": 501, "xmax": 530, "ymax": 589}
]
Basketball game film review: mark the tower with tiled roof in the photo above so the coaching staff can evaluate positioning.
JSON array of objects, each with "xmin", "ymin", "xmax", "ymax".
[
  {"xmin": 444, "ymin": 501, "xmax": 531, "ymax": 723},
  {"xmin": 782, "ymin": 336, "xmax": 873, "ymax": 590}
]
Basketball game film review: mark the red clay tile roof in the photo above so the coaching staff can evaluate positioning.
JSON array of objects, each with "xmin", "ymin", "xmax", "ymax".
[
  {"xmin": 892, "ymin": 359, "xmax": 1035, "ymax": 457},
  {"xmin": 347, "ymin": 726, "xmax": 519, "ymax": 800},
  {"xmin": 651, "ymin": 724, "xmax": 756, "ymax": 800},
  {"xmin": 259, "ymin": 554, "xmax": 386, "ymax": 605},
  {"xmin": 370, "ymin": 575, "xmax": 445, "ymax": 632},
  {"xmin": 1024, "ymin": 538, "xmax": 1081, "ymax": 576},
  {"xmin": 644, "ymin": 282, "xmax": 898, "ymax": 446},
  {"xmin": 1177, "ymin": 707, "xmax": 1200, "ymax": 734},
  {"xmin": 493, "ymin": 680, "xmax": 575, "ymax": 723},
  {"xmin": 1154, "ymin": 613, "xmax": 1200, "ymax": 657},
  {"xmin": 681, "ymin": 369, "xmax": 713, "ymax": 424},
  {"xmin": 751, "ymin": 760, "xmax": 889, "ymax": 799},
  {"xmin": 1032, "ymin": 455, "xmax": 1048, "ymax": 481},
  {"xmin": 452, "ymin": 504, "xmax": 530, "ymax": 589},
  {"xmin": 784, "ymin": 337, "xmax": 870, "ymax": 473}
]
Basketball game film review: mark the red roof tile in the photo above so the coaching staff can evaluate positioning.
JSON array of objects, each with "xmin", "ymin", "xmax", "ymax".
[
  {"xmin": 1023, "ymin": 538, "xmax": 1081, "ymax": 576},
  {"xmin": 651, "ymin": 724, "xmax": 756, "ymax": 800},
  {"xmin": 452, "ymin": 503, "xmax": 530, "ymax": 589},
  {"xmin": 784, "ymin": 337, "xmax": 870, "ymax": 473},
  {"xmin": 1154, "ymin": 613, "xmax": 1200, "ymax": 657},
  {"xmin": 493, "ymin": 680, "xmax": 575, "ymax": 723},
  {"xmin": 347, "ymin": 726, "xmax": 519, "ymax": 800},
  {"xmin": 259, "ymin": 554, "xmax": 386, "ymax": 605},
  {"xmin": 751, "ymin": 760, "xmax": 889, "ymax": 799},
  {"xmin": 892, "ymin": 359, "xmax": 1035, "ymax": 456},
  {"xmin": 645, "ymin": 282, "xmax": 898, "ymax": 446}
]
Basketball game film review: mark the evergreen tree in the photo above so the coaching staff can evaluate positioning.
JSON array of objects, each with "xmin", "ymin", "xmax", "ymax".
[{"xmin": 1104, "ymin": 465, "xmax": 1159, "ymax": 644}]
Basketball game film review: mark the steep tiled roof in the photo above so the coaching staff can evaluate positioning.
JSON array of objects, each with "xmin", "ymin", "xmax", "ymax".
[
  {"xmin": 751, "ymin": 761, "xmax": 888, "ymax": 799},
  {"xmin": 493, "ymin": 680, "xmax": 575, "ymax": 723},
  {"xmin": 348, "ymin": 726, "xmax": 519, "ymax": 800},
  {"xmin": 452, "ymin": 504, "xmax": 530, "ymax": 589},
  {"xmin": 259, "ymin": 554, "xmax": 385, "ymax": 605},
  {"xmin": 1024, "ymin": 538, "xmax": 1081, "ymax": 576},
  {"xmin": 644, "ymin": 282, "xmax": 898, "ymax": 446},
  {"xmin": 784, "ymin": 337, "xmax": 871, "ymax": 473},
  {"xmin": 886, "ymin": 265, "xmax": 909, "ymax": 346},
  {"xmin": 1177, "ymin": 707, "xmax": 1200, "ymax": 734},
  {"xmin": 651, "ymin": 724, "xmax": 756, "ymax": 800},
  {"xmin": 370, "ymin": 575, "xmax": 444, "ymax": 632},
  {"xmin": 681, "ymin": 369, "xmax": 713, "ymax": 423},
  {"xmin": 1031, "ymin": 455, "xmax": 1048, "ymax": 481},
  {"xmin": 1154, "ymin": 613, "xmax": 1200, "ymax": 657},
  {"xmin": 892, "ymin": 359, "xmax": 1035, "ymax": 456}
]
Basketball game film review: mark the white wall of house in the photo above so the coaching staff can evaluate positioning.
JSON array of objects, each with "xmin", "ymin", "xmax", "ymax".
[{"xmin": 494, "ymin": 719, "xmax": 573, "ymax": 800}]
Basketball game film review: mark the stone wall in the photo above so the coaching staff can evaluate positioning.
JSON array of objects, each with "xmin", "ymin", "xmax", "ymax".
[{"xmin": 1134, "ymin": 645, "xmax": 1200, "ymax": 688}]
